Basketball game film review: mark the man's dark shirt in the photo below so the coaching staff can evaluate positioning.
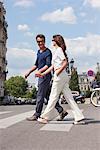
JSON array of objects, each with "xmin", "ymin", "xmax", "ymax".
[{"xmin": 35, "ymin": 48, "xmax": 52, "ymax": 83}]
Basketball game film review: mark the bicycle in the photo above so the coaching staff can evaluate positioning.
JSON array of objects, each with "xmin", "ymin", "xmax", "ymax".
[{"xmin": 90, "ymin": 87, "xmax": 100, "ymax": 107}]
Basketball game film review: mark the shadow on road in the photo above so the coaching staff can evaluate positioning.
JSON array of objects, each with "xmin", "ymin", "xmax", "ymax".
[{"xmin": 48, "ymin": 118, "xmax": 100, "ymax": 125}]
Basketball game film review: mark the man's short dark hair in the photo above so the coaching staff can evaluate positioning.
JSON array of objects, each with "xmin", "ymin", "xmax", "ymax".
[{"xmin": 36, "ymin": 34, "xmax": 45, "ymax": 42}]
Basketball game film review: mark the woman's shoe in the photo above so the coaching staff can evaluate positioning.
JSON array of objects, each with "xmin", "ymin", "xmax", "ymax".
[
  {"xmin": 73, "ymin": 118, "xmax": 86, "ymax": 125},
  {"xmin": 38, "ymin": 117, "xmax": 48, "ymax": 124}
]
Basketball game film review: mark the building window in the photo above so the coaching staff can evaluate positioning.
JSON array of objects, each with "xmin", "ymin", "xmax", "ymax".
[
  {"xmin": 84, "ymin": 85, "xmax": 87, "ymax": 91},
  {"xmin": 81, "ymin": 87, "xmax": 83, "ymax": 90},
  {"xmin": 0, "ymin": 66, "xmax": 1, "ymax": 71}
]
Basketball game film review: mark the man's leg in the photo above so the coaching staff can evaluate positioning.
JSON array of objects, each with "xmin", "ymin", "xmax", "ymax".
[
  {"xmin": 26, "ymin": 79, "xmax": 50, "ymax": 121},
  {"xmin": 34, "ymin": 80, "xmax": 50, "ymax": 118},
  {"xmin": 44, "ymin": 83, "xmax": 51, "ymax": 105},
  {"xmin": 55, "ymin": 100, "xmax": 63, "ymax": 113},
  {"xmin": 55, "ymin": 101, "xmax": 68, "ymax": 121}
]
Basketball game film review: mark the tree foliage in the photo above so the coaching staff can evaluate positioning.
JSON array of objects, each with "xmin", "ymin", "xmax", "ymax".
[
  {"xmin": 69, "ymin": 69, "xmax": 80, "ymax": 92},
  {"xmin": 31, "ymin": 87, "xmax": 37, "ymax": 98},
  {"xmin": 96, "ymin": 71, "xmax": 100, "ymax": 81},
  {"xmin": 23, "ymin": 87, "xmax": 37, "ymax": 99},
  {"xmin": 4, "ymin": 76, "xmax": 28, "ymax": 98}
]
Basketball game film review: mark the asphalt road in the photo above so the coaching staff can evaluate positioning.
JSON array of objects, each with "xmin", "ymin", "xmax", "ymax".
[{"xmin": 0, "ymin": 104, "xmax": 100, "ymax": 150}]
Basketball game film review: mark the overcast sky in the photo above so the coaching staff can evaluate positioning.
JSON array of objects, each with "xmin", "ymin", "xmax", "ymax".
[{"xmin": 3, "ymin": 0, "xmax": 100, "ymax": 83}]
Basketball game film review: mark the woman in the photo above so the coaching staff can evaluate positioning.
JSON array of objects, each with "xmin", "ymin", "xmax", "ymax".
[{"xmin": 38, "ymin": 35, "xmax": 85, "ymax": 124}]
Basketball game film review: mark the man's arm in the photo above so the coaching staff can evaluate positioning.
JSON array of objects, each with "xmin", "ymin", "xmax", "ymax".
[
  {"xmin": 25, "ymin": 65, "xmax": 37, "ymax": 78},
  {"xmin": 35, "ymin": 65, "xmax": 51, "ymax": 77},
  {"xmin": 35, "ymin": 52, "xmax": 52, "ymax": 77}
]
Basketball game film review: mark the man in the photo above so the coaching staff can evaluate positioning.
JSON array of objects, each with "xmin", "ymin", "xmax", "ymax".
[{"xmin": 25, "ymin": 34, "xmax": 68, "ymax": 121}]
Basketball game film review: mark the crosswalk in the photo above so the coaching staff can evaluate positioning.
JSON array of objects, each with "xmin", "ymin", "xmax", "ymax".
[
  {"xmin": 0, "ymin": 109, "xmax": 83, "ymax": 131},
  {"xmin": 0, "ymin": 110, "xmax": 34, "ymax": 129},
  {"xmin": 40, "ymin": 110, "xmax": 74, "ymax": 132},
  {"xmin": 0, "ymin": 111, "xmax": 12, "ymax": 115}
]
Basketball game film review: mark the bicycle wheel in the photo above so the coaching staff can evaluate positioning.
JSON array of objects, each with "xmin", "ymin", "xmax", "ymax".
[{"xmin": 91, "ymin": 89, "xmax": 100, "ymax": 107}]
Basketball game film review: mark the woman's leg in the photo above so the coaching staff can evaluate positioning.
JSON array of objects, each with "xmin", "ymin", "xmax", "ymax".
[
  {"xmin": 40, "ymin": 76, "xmax": 64, "ymax": 120},
  {"xmin": 62, "ymin": 82, "xmax": 84, "ymax": 122}
]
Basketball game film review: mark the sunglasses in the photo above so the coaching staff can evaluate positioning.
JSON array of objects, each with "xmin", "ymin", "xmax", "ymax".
[{"xmin": 37, "ymin": 40, "xmax": 44, "ymax": 43}]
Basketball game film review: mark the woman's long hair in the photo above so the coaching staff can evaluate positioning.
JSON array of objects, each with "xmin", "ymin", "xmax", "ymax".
[{"xmin": 53, "ymin": 35, "xmax": 68, "ymax": 60}]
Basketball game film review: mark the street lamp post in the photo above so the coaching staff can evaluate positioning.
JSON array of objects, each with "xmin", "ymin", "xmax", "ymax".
[
  {"xmin": 70, "ymin": 58, "xmax": 74, "ymax": 72},
  {"xmin": 96, "ymin": 62, "xmax": 100, "ymax": 73}
]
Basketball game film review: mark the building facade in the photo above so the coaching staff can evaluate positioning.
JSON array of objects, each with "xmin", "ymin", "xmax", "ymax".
[
  {"xmin": 78, "ymin": 73, "xmax": 90, "ymax": 92},
  {"xmin": 0, "ymin": 1, "xmax": 8, "ymax": 98},
  {"xmin": 68, "ymin": 71, "xmax": 90, "ymax": 93}
]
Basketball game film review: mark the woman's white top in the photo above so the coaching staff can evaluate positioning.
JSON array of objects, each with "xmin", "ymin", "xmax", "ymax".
[{"xmin": 52, "ymin": 47, "xmax": 66, "ymax": 70}]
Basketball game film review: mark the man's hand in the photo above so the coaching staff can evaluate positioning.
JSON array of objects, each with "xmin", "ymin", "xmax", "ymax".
[
  {"xmin": 35, "ymin": 71, "xmax": 45, "ymax": 78},
  {"xmin": 25, "ymin": 73, "xmax": 30, "ymax": 79},
  {"xmin": 25, "ymin": 66, "xmax": 37, "ymax": 79}
]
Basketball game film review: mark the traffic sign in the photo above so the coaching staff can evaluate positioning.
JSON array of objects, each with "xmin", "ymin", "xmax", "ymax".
[{"xmin": 87, "ymin": 70, "xmax": 95, "ymax": 77}]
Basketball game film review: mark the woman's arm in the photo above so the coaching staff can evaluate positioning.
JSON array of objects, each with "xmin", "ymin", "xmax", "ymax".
[
  {"xmin": 35, "ymin": 65, "xmax": 49, "ymax": 77},
  {"xmin": 42, "ymin": 65, "xmax": 54, "ymax": 76}
]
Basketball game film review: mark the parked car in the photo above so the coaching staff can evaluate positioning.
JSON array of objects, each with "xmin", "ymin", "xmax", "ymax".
[
  {"xmin": 26, "ymin": 98, "xmax": 48, "ymax": 105},
  {"xmin": 60, "ymin": 91, "xmax": 85, "ymax": 104},
  {"xmin": 14, "ymin": 97, "xmax": 22, "ymax": 105},
  {"xmin": 73, "ymin": 94, "xmax": 85, "ymax": 103},
  {"xmin": 2, "ymin": 95, "xmax": 16, "ymax": 105},
  {"xmin": 71, "ymin": 91, "xmax": 79, "ymax": 97},
  {"xmin": 25, "ymin": 99, "xmax": 33, "ymax": 105},
  {"xmin": 2, "ymin": 96, "xmax": 27, "ymax": 105}
]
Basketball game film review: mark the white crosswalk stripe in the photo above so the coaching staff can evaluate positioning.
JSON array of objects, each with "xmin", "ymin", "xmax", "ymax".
[
  {"xmin": 40, "ymin": 110, "xmax": 83, "ymax": 132},
  {"xmin": 0, "ymin": 111, "xmax": 12, "ymax": 115},
  {"xmin": 0, "ymin": 111, "xmax": 34, "ymax": 129}
]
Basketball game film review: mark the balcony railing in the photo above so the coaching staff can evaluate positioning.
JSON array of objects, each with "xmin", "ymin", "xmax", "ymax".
[{"xmin": 0, "ymin": 70, "xmax": 8, "ymax": 79}]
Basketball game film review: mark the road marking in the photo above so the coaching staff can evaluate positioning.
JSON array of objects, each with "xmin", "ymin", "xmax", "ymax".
[
  {"xmin": 0, "ymin": 111, "xmax": 34, "ymax": 129},
  {"xmin": 40, "ymin": 110, "xmax": 73, "ymax": 132},
  {"xmin": 40, "ymin": 110, "xmax": 83, "ymax": 132},
  {"xmin": 0, "ymin": 111, "xmax": 12, "ymax": 115}
]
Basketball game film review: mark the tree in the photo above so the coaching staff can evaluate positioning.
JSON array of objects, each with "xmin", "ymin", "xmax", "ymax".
[
  {"xmin": 23, "ymin": 87, "xmax": 37, "ymax": 99},
  {"xmin": 4, "ymin": 76, "xmax": 28, "ymax": 98},
  {"xmin": 69, "ymin": 68, "xmax": 80, "ymax": 92},
  {"xmin": 31, "ymin": 87, "xmax": 37, "ymax": 98}
]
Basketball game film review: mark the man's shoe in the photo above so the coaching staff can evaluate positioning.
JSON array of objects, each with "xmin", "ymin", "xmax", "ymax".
[
  {"xmin": 57, "ymin": 110, "xmax": 68, "ymax": 121},
  {"xmin": 26, "ymin": 115, "xmax": 37, "ymax": 121}
]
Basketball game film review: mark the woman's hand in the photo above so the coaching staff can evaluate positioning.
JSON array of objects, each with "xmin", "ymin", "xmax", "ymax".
[
  {"xmin": 55, "ymin": 69, "xmax": 60, "ymax": 76},
  {"xmin": 55, "ymin": 60, "xmax": 67, "ymax": 76}
]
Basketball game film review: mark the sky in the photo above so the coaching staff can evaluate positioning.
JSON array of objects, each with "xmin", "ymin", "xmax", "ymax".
[{"xmin": 3, "ymin": 0, "xmax": 100, "ymax": 84}]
